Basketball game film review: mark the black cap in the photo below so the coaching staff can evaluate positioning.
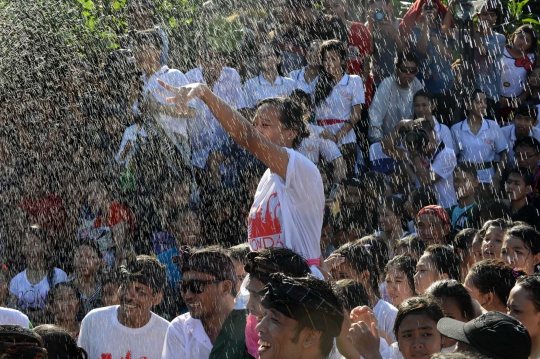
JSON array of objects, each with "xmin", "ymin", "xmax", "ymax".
[{"xmin": 437, "ymin": 312, "xmax": 531, "ymax": 359}]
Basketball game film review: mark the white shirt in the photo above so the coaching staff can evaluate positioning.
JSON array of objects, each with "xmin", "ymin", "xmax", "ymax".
[
  {"xmin": 78, "ymin": 306, "xmax": 169, "ymax": 359},
  {"xmin": 116, "ymin": 124, "xmax": 148, "ymax": 168},
  {"xmin": 500, "ymin": 124, "xmax": 540, "ymax": 167},
  {"xmin": 414, "ymin": 146, "xmax": 458, "ymax": 209},
  {"xmin": 142, "ymin": 66, "xmax": 196, "ymax": 137},
  {"xmin": 501, "ymin": 47, "xmax": 535, "ymax": 98},
  {"xmin": 433, "ymin": 118, "xmax": 455, "ymax": 152},
  {"xmin": 186, "ymin": 67, "xmax": 247, "ymax": 168},
  {"xmin": 248, "ymin": 148, "xmax": 324, "ymax": 263},
  {"xmin": 297, "ymin": 124, "xmax": 342, "ymax": 164},
  {"xmin": 451, "ymin": 118, "xmax": 508, "ymax": 183},
  {"xmin": 243, "ymin": 74, "xmax": 296, "ymax": 109},
  {"xmin": 289, "ymin": 67, "xmax": 319, "ymax": 95},
  {"xmin": 314, "ymin": 74, "xmax": 365, "ymax": 146},
  {"xmin": 9, "ymin": 268, "xmax": 68, "ymax": 310},
  {"xmin": 162, "ymin": 312, "xmax": 212, "ymax": 359},
  {"xmin": 0, "ymin": 307, "xmax": 29, "ymax": 327},
  {"xmin": 373, "ymin": 298, "xmax": 398, "ymax": 342},
  {"xmin": 368, "ymin": 76, "xmax": 424, "ymax": 142}
]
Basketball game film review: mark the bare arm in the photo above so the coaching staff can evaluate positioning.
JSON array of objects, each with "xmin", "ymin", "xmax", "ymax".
[
  {"xmin": 410, "ymin": 152, "xmax": 441, "ymax": 186},
  {"xmin": 159, "ymin": 81, "xmax": 291, "ymax": 179},
  {"xmin": 147, "ymin": 95, "xmax": 197, "ymax": 118},
  {"xmin": 416, "ymin": 22, "xmax": 430, "ymax": 55},
  {"xmin": 335, "ymin": 104, "xmax": 363, "ymax": 142}
]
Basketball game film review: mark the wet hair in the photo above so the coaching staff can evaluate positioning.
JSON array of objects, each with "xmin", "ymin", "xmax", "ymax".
[
  {"xmin": 289, "ymin": 276, "xmax": 341, "ymax": 358},
  {"xmin": 424, "ymin": 245, "xmax": 461, "ymax": 281},
  {"xmin": 454, "ymin": 162, "xmax": 478, "ymax": 181},
  {"xmin": 334, "ymin": 242, "xmax": 380, "ymax": 296},
  {"xmin": 0, "ymin": 325, "xmax": 45, "ymax": 358},
  {"xmin": 395, "ymin": 235, "xmax": 427, "ymax": 259},
  {"xmin": 333, "ymin": 279, "xmax": 371, "ymax": 310},
  {"xmin": 506, "ymin": 224, "xmax": 540, "ymax": 260},
  {"xmin": 507, "ymin": 167, "xmax": 534, "ymax": 187},
  {"xmin": 48, "ymin": 282, "xmax": 81, "ymax": 305},
  {"xmin": 74, "ymin": 239, "xmax": 102, "ymax": 262},
  {"xmin": 314, "ymin": 40, "xmax": 348, "ymax": 106},
  {"xmin": 514, "ymin": 136, "xmax": 540, "ymax": 154},
  {"xmin": 425, "ymin": 279, "xmax": 475, "ymax": 321},
  {"xmin": 245, "ymin": 247, "xmax": 310, "ymax": 283},
  {"xmin": 476, "ymin": 218, "xmax": 513, "ymax": 245},
  {"xmin": 479, "ymin": 201, "xmax": 511, "ymax": 222},
  {"xmin": 466, "ymin": 89, "xmax": 485, "ymax": 109},
  {"xmin": 255, "ymin": 97, "xmax": 309, "ymax": 149},
  {"xmin": 393, "ymin": 296, "xmax": 444, "ymax": 338},
  {"xmin": 34, "ymin": 324, "xmax": 87, "ymax": 359},
  {"xmin": 509, "ymin": 25, "xmax": 538, "ymax": 55},
  {"xmin": 516, "ymin": 274, "xmax": 540, "ymax": 312},
  {"xmin": 358, "ymin": 235, "xmax": 389, "ymax": 281},
  {"xmin": 468, "ymin": 259, "xmax": 526, "ymax": 305},
  {"xmin": 382, "ymin": 195, "xmax": 407, "ymax": 224},
  {"xmin": 413, "ymin": 89, "xmax": 435, "ymax": 103},
  {"xmin": 515, "ymin": 103, "xmax": 539, "ymax": 120},
  {"xmin": 227, "ymin": 243, "xmax": 251, "ymax": 265},
  {"xmin": 385, "ymin": 254, "xmax": 418, "ymax": 294},
  {"xmin": 453, "ymin": 228, "xmax": 478, "ymax": 252},
  {"xmin": 360, "ymin": 171, "xmax": 388, "ymax": 199},
  {"xmin": 394, "ymin": 51, "xmax": 419, "ymax": 70},
  {"xmin": 132, "ymin": 29, "xmax": 163, "ymax": 50},
  {"xmin": 409, "ymin": 188, "xmax": 437, "ymax": 213},
  {"xmin": 290, "ymin": 89, "xmax": 313, "ymax": 109}
]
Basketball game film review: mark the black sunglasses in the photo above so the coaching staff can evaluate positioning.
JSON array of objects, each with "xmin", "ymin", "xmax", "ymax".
[
  {"xmin": 399, "ymin": 66, "xmax": 419, "ymax": 74},
  {"xmin": 179, "ymin": 279, "xmax": 222, "ymax": 294}
]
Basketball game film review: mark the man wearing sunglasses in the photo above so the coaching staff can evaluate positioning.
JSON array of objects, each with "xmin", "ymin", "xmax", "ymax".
[
  {"xmin": 78, "ymin": 255, "xmax": 169, "ymax": 359},
  {"xmin": 163, "ymin": 247, "xmax": 250, "ymax": 359},
  {"xmin": 368, "ymin": 51, "xmax": 424, "ymax": 143}
]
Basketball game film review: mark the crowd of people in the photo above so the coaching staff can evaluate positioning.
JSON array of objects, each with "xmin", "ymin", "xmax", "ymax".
[{"xmin": 1, "ymin": 0, "xmax": 540, "ymax": 358}]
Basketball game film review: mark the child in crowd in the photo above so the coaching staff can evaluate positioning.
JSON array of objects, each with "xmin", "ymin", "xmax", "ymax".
[
  {"xmin": 404, "ymin": 187, "xmax": 437, "ymax": 233},
  {"xmin": 325, "ymin": 242, "xmax": 398, "ymax": 340},
  {"xmin": 414, "ymin": 245, "xmax": 461, "ymax": 295},
  {"xmin": 501, "ymin": 223, "xmax": 540, "ymax": 274},
  {"xmin": 376, "ymin": 196, "xmax": 409, "ymax": 254},
  {"xmin": 384, "ymin": 254, "xmax": 417, "ymax": 307},
  {"xmin": 227, "ymin": 243, "xmax": 250, "ymax": 310},
  {"xmin": 500, "ymin": 25, "xmax": 538, "ymax": 120},
  {"xmin": 394, "ymin": 235, "xmax": 427, "ymax": 259},
  {"xmin": 9, "ymin": 226, "xmax": 68, "ymax": 325},
  {"xmin": 464, "ymin": 258, "xmax": 525, "ymax": 313},
  {"xmin": 451, "ymin": 90, "xmax": 508, "ymax": 199},
  {"xmin": 508, "ymin": 275, "xmax": 540, "ymax": 359},
  {"xmin": 479, "ymin": 218, "xmax": 513, "ymax": 260},
  {"xmin": 71, "ymin": 240, "xmax": 103, "ymax": 321},
  {"xmin": 501, "ymin": 104, "xmax": 540, "ymax": 167},
  {"xmin": 527, "ymin": 65, "xmax": 540, "ymax": 108},
  {"xmin": 452, "ymin": 228, "xmax": 479, "ymax": 281},
  {"xmin": 47, "ymin": 283, "xmax": 82, "ymax": 338},
  {"xmin": 100, "ymin": 273, "xmax": 120, "ymax": 307},
  {"xmin": 505, "ymin": 168, "xmax": 540, "ymax": 228},
  {"xmin": 447, "ymin": 163, "xmax": 481, "ymax": 240},
  {"xmin": 512, "ymin": 137, "xmax": 540, "ymax": 208},
  {"xmin": 380, "ymin": 296, "xmax": 446, "ymax": 359}
]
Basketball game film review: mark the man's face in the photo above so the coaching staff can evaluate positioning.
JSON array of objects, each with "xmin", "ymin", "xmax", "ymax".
[
  {"xmin": 453, "ymin": 170, "xmax": 477, "ymax": 200},
  {"xmin": 246, "ymin": 276, "xmax": 266, "ymax": 320},
  {"xmin": 514, "ymin": 145, "xmax": 540, "ymax": 171},
  {"xmin": 416, "ymin": 214, "xmax": 448, "ymax": 246},
  {"xmin": 396, "ymin": 60, "xmax": 419, "ymax": 87},
  {"xmin": 258, "ymin": 47, "xmax": 280, "ymax": 72},
  {"xmin": 515, "ymin": 114, "xmax": 537, "ymax": 138},
  {"xmin": 477, "ymin": 8, "xmax": 498, "ymax": 29},
  {"xmin": 118, "ymin": 281, "xmax": 161, "ymax": 320},
  {"xmin": 256, "ymin": 307, "xmax": 312, "ymax": 359},
  {"xmin": 180, "ymin": 271, "xmax": 223, "ymax": 320},
  {"xmin": 505, "ymin": 173, "xmax": 530, "ymax": 202}
]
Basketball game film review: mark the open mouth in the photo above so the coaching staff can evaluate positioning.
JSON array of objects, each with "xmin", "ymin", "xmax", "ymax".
[
  {"xmin": 258, "ymin": 339, "xmax": 272, "ymax": 353},
  {"xmin": 187, "ymin": 302, "xmax": 202, "ymax": 310}
]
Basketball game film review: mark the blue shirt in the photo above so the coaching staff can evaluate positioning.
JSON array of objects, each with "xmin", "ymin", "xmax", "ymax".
[{"xmin": 412, "ymin": 27, "xmax": 454, "ymax": 93}]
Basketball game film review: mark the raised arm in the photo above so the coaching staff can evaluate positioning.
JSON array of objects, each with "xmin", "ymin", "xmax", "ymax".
[{"xmin": 159, "ymin": 81, "xmax": 291, "ymax": 179}]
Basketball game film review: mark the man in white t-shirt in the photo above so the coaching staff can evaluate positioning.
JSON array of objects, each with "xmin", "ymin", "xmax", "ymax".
[
  {"xmin": 381, "ymin": 118, "xmax": 457, "ymax": 208},
  {"xmin": 0, "ymin": 307, "xmax": 30, "ymax": 327},
  {"xmin": 162, "ymin": 248, "xmax": 250, "ymax": 359},
  {"xmin": 78, "ymin": 256, "xmax": 169, "ymax": 359}
]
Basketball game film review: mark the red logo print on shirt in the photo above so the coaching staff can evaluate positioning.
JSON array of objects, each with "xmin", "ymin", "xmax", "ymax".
[{"xmin": 248, "ymin": 193, "xmax": 284, "ymax": 251}]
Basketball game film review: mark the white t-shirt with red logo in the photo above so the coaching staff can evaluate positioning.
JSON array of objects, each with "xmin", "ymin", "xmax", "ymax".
[{"xmin": 248, "ymin": 148, "xmax": 324, "ymax": 263}]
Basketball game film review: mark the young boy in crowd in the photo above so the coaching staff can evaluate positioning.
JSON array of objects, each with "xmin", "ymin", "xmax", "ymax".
[
  {"xmin": 447, "ymin": 162, "xmax": 481, "ymax": 241},
  {"xmin": 505, "ymin": 167, "xmax": 540, "ymax": 229},
  {"xmin": 501, "ymin": 104, "xmax": 540, "ymax": 168}
]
